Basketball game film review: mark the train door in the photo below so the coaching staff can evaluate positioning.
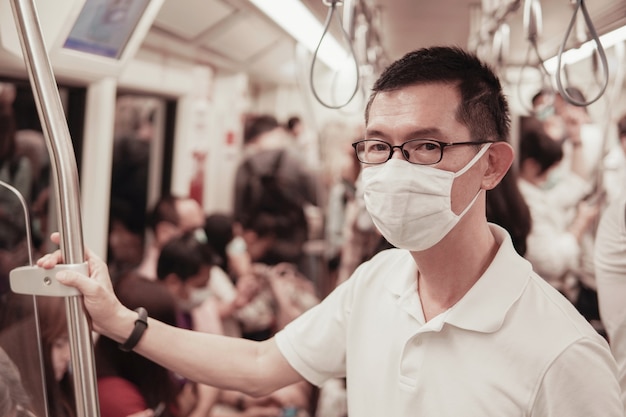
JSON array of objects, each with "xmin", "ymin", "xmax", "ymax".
[{"xmin": 107, "ymin": 92, "xmax": 176, "ymax": 280}]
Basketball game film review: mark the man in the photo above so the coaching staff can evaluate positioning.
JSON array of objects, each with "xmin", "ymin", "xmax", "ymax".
[{"xmin": 43, "ymin": 47, "xmax": 622, "ymax": 416}]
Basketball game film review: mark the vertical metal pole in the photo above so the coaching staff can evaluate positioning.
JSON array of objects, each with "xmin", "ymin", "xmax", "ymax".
[{"xmin": 9, "ymin": 1, "xmax": 100, "ymax": 417}]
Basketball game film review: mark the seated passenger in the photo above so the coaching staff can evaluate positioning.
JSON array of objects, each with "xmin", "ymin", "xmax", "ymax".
[
  {"xmin": 0, "ymin": 346, "xmax": 35, "ymax": 417},
  {"xmin": 156, "ymin": 232, "xmax": 222, "ymax": 415},
  {"xmin": 0, "ymin": 296, "xmax": 74, "ymax": 417},
  {"xmin": 96, "ymin": 274, "xmax": 180, "ymax": 417},
  {"xmin": 135, "ymin": 195, "xmax": 205, "ymax": 282}
]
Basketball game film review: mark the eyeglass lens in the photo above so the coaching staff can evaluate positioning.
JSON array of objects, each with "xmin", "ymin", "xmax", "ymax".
[{"xmin": 355, "ymin": 139, "xmax": 443, "ymax": 165}]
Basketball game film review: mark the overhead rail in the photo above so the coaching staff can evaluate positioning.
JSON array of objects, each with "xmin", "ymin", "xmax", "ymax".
[{"xmin": 8, "ymin": 1, "xmax": 99, "ymax": 417}]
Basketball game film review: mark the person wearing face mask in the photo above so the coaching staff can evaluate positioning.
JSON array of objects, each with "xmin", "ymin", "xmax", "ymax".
[
  {"xmin": 41, "ymin": 46, "xmax": 622, "ymax": 417},
  {"xmin": 155, "ymin": 231, "xmax": 222, "ymax": 417}
]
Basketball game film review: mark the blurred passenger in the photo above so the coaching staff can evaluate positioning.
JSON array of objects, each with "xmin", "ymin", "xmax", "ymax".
[
  {"xmin": 233, "ymin": 114, "xmax": 319, "ymax": 271},
  {"xmin": 594, "ymin": 188, "xmax": 626, "ymax": 410},
  {"xmin": 517, "ymin": 121, "xmax": 603, "ymax": 331},
  {"xmin": 335, "ymin": 171, "xmax": 392, "ymax": 286},
  {"xmin": 0, "ymin": 297, "xmax": 74, "ymax": 417},
  {"xmin": 210, "ymin": 381, "xmax": 313, "ymax": 417},
  {"xmin": 108, "ymin": 106, "xmax": 153, "ymax": 275},
  {"xmin": 108, "ymin": 204, "xmax": 144, "ymax": 281},
  {"xmin": 0, "ymin": 211, "xmax": 29, "ymax": 296},
  {"xmin": 203, "ymin": 213, "xmax": 262, "ymax": 338},
  {"xmin": 135, "ymin": 195, "xmax": 205, "ymax": 282},
  {"xmin": 324, "ymin": 134, "xmax": 361, "ymax": 287},
  {"xmin": 603, "ymin": 113, "xmax": 626, "ymax": 203},
  {"xmin": 202, "ymin": 214, "xmax": 318, "ymax": 416},
  {"xmin": 531, "ymin": 89, "xmax": 597, "ymax": 210},
  {"xmin": 286, "ymin": 115, "xmax": 320, "ymax": 168},
  {"xmin": 0, "ymin": 346, "xmax": 35, "ymax": 417},
  {"xmin": 9, "ymin": 85, "xmax": 49, "ymax": 253},
  {"xmin": 0, "ymin": 84, "xmax": 32, "ymax": 250},
  {"xmin": 156, "ymin": 231, "xmax": 220, "ymax": 332},
  {"xmin": 156, "ymin": 232, "xmax": 221, "ymax": 416},
  {"xmin": 96, "ymin": 273, "xmax": 180, "ymax": 417}
]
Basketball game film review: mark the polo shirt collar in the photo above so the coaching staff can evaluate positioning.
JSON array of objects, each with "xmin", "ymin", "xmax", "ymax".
[
  {"xmin": 444, "ymin": 225, "xmax": 532, "ymax": 332},
  {"xmin": 385, "ymin": 224, "xmax": 532, "ymax": 333}
]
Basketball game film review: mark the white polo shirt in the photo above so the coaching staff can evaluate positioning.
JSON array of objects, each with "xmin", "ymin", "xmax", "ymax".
[{"xmin": 275, "ymin": 225, "xmax": 623, "ymax": 417}]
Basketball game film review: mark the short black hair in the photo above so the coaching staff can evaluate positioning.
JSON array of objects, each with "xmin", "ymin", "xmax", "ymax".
[
  {"xmin": 519, "ymin": 119, "xmax": 563, "ymax": 175},
  {"xmin": 365, "ymin": 46, "xmax": 510, "ymax": 143},
  {"xmin": 146, "ymin": 195, "xmax": 180, "ymax": 232},
  {"xmin": 156, "ymin": 232, "xmax": 217, "ymax": 282},
  {"xmin": 286, "ymin": 116, "xmax": 301, "ymax": 131},
  {"xmin": 243, "ymin": 114, "xmax": 280, "ymax": 144}
]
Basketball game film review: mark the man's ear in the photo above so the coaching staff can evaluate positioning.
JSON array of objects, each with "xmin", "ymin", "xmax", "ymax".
[{"xmin": 482, "ymin": 141, "xmax": 514, "ymax": 190}]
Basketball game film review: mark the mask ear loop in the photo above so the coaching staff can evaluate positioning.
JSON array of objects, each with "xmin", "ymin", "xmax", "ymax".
[
  {"xmin": 453, "ymin": 143, "xmax": 492, "ymax": 178},
  {"xmin": 452, "ymin": 143, "xmax": 492, "ymax": 218}
]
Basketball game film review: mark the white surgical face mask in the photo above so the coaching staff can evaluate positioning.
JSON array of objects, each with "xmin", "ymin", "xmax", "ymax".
[
  {"xmin": 177, "ymin": 285, "xmax": 212, "ymax": 312},
  {"xmin": 362, "ymin": 143, "xmax": 491, "ymax": 251}
]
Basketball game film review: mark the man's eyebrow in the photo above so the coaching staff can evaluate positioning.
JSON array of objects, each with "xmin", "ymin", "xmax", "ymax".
[{"xmin": 365, "ymin": 127, "xmax": 445, "ymax": 139}]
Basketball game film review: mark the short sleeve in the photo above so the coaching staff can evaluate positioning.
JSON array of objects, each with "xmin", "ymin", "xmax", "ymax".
[{"xmin": 531, "ymin": 338, "xmax": 622, "ymax": 417}]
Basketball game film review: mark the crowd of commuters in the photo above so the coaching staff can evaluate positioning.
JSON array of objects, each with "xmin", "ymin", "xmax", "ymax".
[{"xmin": 2, "ymin": 44, "xmax": 626, "ymax": 417}]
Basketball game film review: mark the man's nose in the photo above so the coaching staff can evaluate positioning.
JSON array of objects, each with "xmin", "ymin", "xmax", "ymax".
[{"xmin": 390, "ymin": 146, "xmax": 406, "ymax": 161}]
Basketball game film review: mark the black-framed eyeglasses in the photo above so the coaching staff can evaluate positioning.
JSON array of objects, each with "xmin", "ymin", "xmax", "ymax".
[{"xmin": 352, "ymin": 139, "xmax": 494, "ymax": 165}]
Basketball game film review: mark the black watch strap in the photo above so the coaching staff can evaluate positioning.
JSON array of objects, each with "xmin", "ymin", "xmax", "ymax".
[{"xmin": 119, "ymin": 307, "xmax": 148, "ymax": 352}]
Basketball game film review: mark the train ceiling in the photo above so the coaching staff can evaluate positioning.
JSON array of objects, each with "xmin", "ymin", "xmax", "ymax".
[{"xmin": 145, "ymin": 0, "xmax": 626, "ymax": 88}]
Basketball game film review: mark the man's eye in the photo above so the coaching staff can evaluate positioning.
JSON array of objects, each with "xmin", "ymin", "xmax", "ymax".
[
  {"xmin": 366, "ymin": 143, "xmax": 388, "ymax": 152},
  {"xmin": 421, "ymin": 142, "xmax": 439, "ymax": 151},
  {"xmin": 408, "ymin": 141, "xmax": 439, "ymax": 152}
]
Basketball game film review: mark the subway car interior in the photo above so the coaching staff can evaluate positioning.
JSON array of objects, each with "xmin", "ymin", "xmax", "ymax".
[{"xmin": 1, "ymin": 0, "xmax": 626, "ymax": 416}]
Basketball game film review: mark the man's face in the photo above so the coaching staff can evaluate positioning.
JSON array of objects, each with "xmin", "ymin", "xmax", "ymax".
[
  {"xmin": 165, "ymin": 265, "xmax": 212, "ymax": 312},
  {"xmin": 365, "ymin": 83, "xmax": 486, "ymax": 214}
]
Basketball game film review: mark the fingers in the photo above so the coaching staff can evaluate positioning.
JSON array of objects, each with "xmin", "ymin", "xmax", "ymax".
[
  {"xmin": 36, "ymin": 250, "xmax": 64, "ymax": 269},
  {"xmin": 55, "ymin": 268, "xmax": 100, "ymax": 295}
]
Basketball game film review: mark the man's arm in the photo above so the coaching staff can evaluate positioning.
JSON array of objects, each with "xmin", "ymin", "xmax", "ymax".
[{"xmin": 39, "ymin": 244, "xmax": 304, "ymax": 397}]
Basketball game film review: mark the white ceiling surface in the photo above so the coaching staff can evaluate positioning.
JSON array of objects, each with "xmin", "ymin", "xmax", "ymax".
[{"xmin": 146, "ymin": 0, "xmax": 626, "ymax": 88}]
